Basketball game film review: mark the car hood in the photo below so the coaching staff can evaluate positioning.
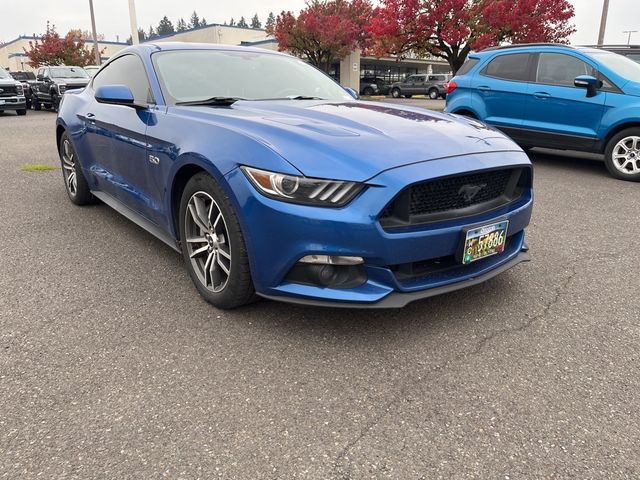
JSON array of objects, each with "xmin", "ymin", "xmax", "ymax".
[
  {"xmin": 55, "ymin": 79, "xmax": 89, "ymax": 86},
  {"xmin": 174, "ymin": 100, "xmax": 522, "ymax": 182},
  {"xmin": 0, "ymin": 79, "xmax": 19, "ymax": 87}
]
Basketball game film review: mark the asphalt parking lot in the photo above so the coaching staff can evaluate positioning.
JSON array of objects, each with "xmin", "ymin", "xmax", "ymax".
[{"xmin": 1, "ymin": 109, "xmax": 639, "ymax": 479}]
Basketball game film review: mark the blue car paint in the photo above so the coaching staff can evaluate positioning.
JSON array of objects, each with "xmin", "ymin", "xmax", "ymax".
[
  {"xmin": 445, "ymin": 45, "xmax": 640, "ymax": 150},
  {"xmin": 57, "ymin": 43, "xmax": 533, "ymax": 307}
]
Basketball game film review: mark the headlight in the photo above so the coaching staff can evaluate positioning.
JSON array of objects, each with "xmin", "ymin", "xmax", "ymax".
[
  {"xmin": 16, "ymin": 84, "xmax": 23, "ymax": 95},
  {"xmin": 241, "ymin": 166, "xmax": 364, "ymax": 207},
  {"xmin": 57, "ymin": 84, "xmax": 66, "ymax": 93}
]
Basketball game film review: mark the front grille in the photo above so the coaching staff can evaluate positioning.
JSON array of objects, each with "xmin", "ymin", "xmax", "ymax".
[
  {"xmin": 380, "ymin": 167, "xmax": 530, "ymax": 229},
  {"xmin": 0, "ymin": 85, "xmax": 18, "ymax": 97}
]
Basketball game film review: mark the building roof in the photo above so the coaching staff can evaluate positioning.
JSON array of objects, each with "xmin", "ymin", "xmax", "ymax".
[{"xmin": 1, "ymin": 34, "xmax": 128, "ymax": 48}]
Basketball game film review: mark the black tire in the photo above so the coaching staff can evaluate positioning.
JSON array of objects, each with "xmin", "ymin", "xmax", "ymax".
[
  {"xmin": 391, "ymin": 88, "xmax": 401, "ymax": 98},
  {"xmin": 58, "ymin": 132, "xmax": 95, "ymax": 205},
  {"xmin": 33, "ymin": 96, "xmax": 41, "ymax": 111},
  {"xmin": 26, "ymin": 99, "xmax": 32, "ymax": 109},
  {"xmin": 16, "ymin": 109, "xmax": 27, "ymax": 116},
  {"xmin": 404, "ymin": 94, "xmax": 413, "ymax": 98},
  {"xmin": 428, "ymin": 88, "xmax": 439, "ymax": 100},
  {"xmin": 362, "ymin": 87, "xmax": 374, "ymax": 96},
  {"xmin": 51, "ymin": 92, "xmax": 60, "ymax": 112},
  {"xmin": 179, "ymin": 172, "xmax": 255, "ymax": 309},
  {"xmin": 604, "ymin": 128, "xmax": 640, "ymax": 181}
]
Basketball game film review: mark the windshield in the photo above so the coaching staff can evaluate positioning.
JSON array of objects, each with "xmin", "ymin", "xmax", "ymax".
[
  {"xmin": 0, "ymin": 68, "xmax": 10, "ymax": 80},
  {"xmin": 590, "ymin": 51, "xmax": 640, "ymax": 81},
  {"xmin": 50, "ymin": 67, "xmax": 89, "ymax": 79},
  {"xmin": 11, "ymin": 72, "xmax": 35, "ymax": 81},
  {"xmin": 152, "ymin": 49, "xmax": 353, "ymax": 103}
]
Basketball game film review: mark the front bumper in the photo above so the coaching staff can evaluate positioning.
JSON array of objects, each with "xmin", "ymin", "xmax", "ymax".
[
  {"xmin": 0, "ymin": 96, "xmax": 26, "ymax": 110},
  {"xmin": 225, "ymin": 151, "xmax": 533, "ymax": 307}
]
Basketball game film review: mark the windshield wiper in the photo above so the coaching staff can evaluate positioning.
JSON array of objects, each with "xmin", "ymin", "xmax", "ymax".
[{"xmin": 176, "ymin": 96, "xmax": 246, "ymax": 107}]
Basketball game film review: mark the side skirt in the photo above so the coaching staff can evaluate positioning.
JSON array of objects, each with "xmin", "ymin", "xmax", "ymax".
[
  {"xmin": 498, "ymin": 126, "xmax": 603, "ymax": 153},
  {"xmin": 91, "ymin": 190, "xmax": 181, "ymax": 253}
]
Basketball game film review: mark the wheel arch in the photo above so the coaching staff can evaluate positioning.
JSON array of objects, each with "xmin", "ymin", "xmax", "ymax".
[
  {"xmin": 450, "ymin": 108, "xmax": 478, "ymax": 119},
  {"xmin": 603, "ymin": 122, "xmax": 640, "ymax": 152}
]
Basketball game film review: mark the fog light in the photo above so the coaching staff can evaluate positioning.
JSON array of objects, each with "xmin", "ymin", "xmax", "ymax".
[
  {"xmin": 298, "ymin": 255, "xmax": 363, "ymax": 265},
  {"xmin": 285, "ymin": 256, "xmax": 367, "ymax": 289}
]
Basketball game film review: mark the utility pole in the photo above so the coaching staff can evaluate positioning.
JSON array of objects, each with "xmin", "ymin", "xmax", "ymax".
[
  {"xmin": 88, "ymin": 0, "xmax": 101, "ymax": 64},
  {"xmin": 597, "ymin": 0, "xmax": 610, "ymax": 46},
  {"xmin": 128, "ymin": 0, "xmax": 139, "ymax": 45},
  {"xmin": 623, "ymin": 30, "xmax": 638, "ymax": 45}
]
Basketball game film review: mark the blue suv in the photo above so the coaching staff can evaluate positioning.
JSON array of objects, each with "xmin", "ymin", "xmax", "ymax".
[{"xmin": 445, "ymin": 44, "xmax": 640, "ymax": 181}]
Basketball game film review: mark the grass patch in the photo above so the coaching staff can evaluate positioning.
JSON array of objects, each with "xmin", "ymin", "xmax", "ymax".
[{"xmin": 22, "ymin": 164, "xmax": 58, "ymax": 172}]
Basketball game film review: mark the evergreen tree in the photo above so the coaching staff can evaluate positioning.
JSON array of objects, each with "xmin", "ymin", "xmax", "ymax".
[
  {"xmin": 229, "ymin": 18, "xmax": 235, "ymax": 26},
  {"xmin": 176, "ymin": 18, "xmax": 187, "ymax": 32},
  {"xmin": 200, "ymin": 17, "xmax": 207, "ymax": 26},
  {"xmin": 147, "ymin": 25, "xmax": 156, "ymax": 40},
  {"xmin": 265, "ymin": 12, "xmax": 276, "ymax": 31},
  {"xmin": 250, "ymin": 14, "xmax": 261, "ymax": 29},
  {"xmin": 237, "ymin": 16, "xmax": 248, "ymax": 28},
  {"xmin": 157, "ymin": 16, "xmax": 174, "ymax": 36},
  {"xmin": 189, "ymin": 11, "xmax": 200, "ymax": 29}
]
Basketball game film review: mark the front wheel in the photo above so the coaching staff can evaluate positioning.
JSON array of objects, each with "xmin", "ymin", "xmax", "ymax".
[
  {"xmin": 604, "ymin": 128, "xmax": 640, "ymax": 182},
  {"xmin": 362, "ymin": 87, "xmax": 374, "ymax": 96},
  {"xmin": 179, "ymin": 173, "xmax": 255, "ymax": 309},
  {"xmin": 391, "ymin": 88, "xmax": 401, "ymax": 98},
  {"xmin": 428, "ymin": 88, "xmax": 439, "ymax": 100}
]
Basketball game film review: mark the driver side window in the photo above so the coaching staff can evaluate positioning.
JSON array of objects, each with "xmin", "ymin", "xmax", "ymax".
[{"xmin": 92, "ymin": 54, "xmax": 154, "ymax": 104}]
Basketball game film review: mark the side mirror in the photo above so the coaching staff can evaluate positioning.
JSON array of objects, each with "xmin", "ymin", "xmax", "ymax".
[
  {"xmin": 574, "ymin": 75, "xmax": 603, "ymax": 98},
  {"xmin": 95, "ymin": 84, "xmax": 136, "ymax": 107},
  {"xmin": 344, "ymin": 87, "xmax": 359, "ymax": 100}
]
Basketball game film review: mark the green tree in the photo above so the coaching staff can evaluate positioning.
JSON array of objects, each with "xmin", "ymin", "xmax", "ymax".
[
  {"xmin": 237, "ymin": 16, "xmax": 248, "ymax": 28},
  {"xmin": 265, "ymin": 12, "xmax": 276, "ymax": 32},
  {"xmin": 157, "ymin": 16, "xmax": 175, "ymax": 36},
  {"xmin": 201, "ymin": 17, "xmax": 207, "ymax": 26},
  {"xmin": 250, "ymin": 14, "xmax": 262, "ymax": 29},
  {"xmin": 189, "ymin": 11, "xmax": 200, "ymax": 29},
  {"xmin": 126, "ymin": 27, "xmax": 147, "ymax": 45},
  {"xmin": 229, "ymin": 18, "xmax": 235, "ymax": 26},
  {"xmin": 176, "ymin": 18, "xmax": 188, "ymax": 32},
  {"xmin": 147, "ymin": 25, "xmax": 156, "ymax": 40}
]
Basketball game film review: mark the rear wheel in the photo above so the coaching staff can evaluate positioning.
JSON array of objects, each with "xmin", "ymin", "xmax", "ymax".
[
  {"xmin": 59, "ymin": 132, "xmax": 95, "ymax": 205},
  {"xmin": 179, "ymin": 173, "xmax": 255, "ymax": 309},
  {"xmin": 428, "ymin": 88, "xmax": 439, "ymax": 99},
  {"xmin": 362, "ymin": 87, "xmax": 374, "ymax": 96},
  {"xmin": 391, "ymin": 88, "xmax": 401, "ymax": 98},
  {"xmin": 605, "ymin": 128, "xmax": 640, "ymax": 181}
]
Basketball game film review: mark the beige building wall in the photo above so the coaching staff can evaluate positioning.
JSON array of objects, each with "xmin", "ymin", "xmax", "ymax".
[{"xmin": 150, "ymin": 25, "xmax": 268, "ymax": 46}]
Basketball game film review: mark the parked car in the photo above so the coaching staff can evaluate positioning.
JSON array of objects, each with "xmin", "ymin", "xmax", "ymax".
[
  {"xmin": 33, "ymin": 66, "xmax": 90, "ymax": 111},
  {"xmin": 56, "ymin": 43, "xmax": 533, "ymax": 309},
  {"xmin": 390, "ymin": 74, "xmax": 450, "ymax": 99},
  {"xmin": 588, "ymin": 45, "xmax": 640, "ymax": 64},
  {"xmin": 0, "ymin": 66, "xmax": 27, "ymax": 115},
  {"xmin": 84, "ymin": 65, "xmax": 101, "ymax": 77},
  {"xmin": 9, "ymin": 70, "xmax": 36, "ymax": 109},
  {"xmin": 360, "ymin": 76, "xmax": 391, "ymax": 96},
  {"xmin": 445, "ymin": 43, "xmax": 640, "ymax": 181}
]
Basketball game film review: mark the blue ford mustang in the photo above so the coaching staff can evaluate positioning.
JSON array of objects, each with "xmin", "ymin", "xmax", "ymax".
[{"xmin": 56, "ymin": 43, "xmax": 533, "ymax": 309}]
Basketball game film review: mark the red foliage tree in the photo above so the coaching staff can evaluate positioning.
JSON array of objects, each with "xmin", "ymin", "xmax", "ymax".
[
  {"xmin": 270, "ymin": 0, "xmax": 372, "ymax": 73},
  {"xmin": 24, "ymin": 23, "xmax": 100, "ymax": 68},
  {"xmin": 367, "ymin": 0, "xmax": 576, "ymax": 73}
]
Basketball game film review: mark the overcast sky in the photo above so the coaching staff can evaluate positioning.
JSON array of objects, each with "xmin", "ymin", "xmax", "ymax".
[{"xmin": 2, "ymin": 0, "xmax": 638, "ymax": 46}]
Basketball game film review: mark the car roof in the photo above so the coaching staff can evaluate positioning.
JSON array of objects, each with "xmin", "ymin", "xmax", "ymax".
[
  {"xmin": 469, "ymin": 43, "xmax": 607, "ymax": 60},
  {"xmin": 125, "ymin": 41, "xmax": 289, "ymax": 58}
]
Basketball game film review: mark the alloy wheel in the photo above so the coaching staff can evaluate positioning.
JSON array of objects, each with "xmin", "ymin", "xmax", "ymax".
[
  {"xmin": 184, "ymin": 191, "xmax": 232, "ymax": 293},
  {"xmin": 612, "ymin": 136, "xmax": 640, "ymax": 175},
  {"xmin": 61, "ymin": 138, "xmax": 78, "ymax": 196}
]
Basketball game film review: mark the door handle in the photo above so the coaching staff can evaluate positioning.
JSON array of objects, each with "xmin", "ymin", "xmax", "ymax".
[
  {"xmin": 477, "ymin": 85, "xmax": 491, "ymax": 92},
  {"xmin": 533, "ymin": 92, "xmax": 551, "ymax": 99},
  {"xmin": 84, "ymin": 112, "xmax": 96, "ymax": 124}
]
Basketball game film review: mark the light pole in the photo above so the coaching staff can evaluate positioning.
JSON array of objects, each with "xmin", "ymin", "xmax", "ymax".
[
  {"xmin": 88, "ymin": 0, "xmax": 101, "ymax": 64},
  {"xmin": 623, "ymin": 30, "xmax": 638, "ymax": 45},
  {"xmin": 128, "ymin": 0, "xmax": 139, "ymax": 44},
  {"xmin": 597, "ymin": 0, "xmax": 610, "ymax": 46}
]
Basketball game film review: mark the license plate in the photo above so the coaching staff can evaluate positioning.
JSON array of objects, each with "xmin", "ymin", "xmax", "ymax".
[{"xmin": 461, "ymin": 220, "xmax": 508, "ymax": 264}]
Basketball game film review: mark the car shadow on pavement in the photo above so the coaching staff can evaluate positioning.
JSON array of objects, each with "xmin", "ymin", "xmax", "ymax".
[{"xmin": 527, "ymin": 148, "xmax": 607, "ymax": 178}]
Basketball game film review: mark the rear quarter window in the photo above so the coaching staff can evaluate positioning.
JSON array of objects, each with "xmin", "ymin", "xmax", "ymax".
[{"xmin": 456, "ymin": 58, "xmax": 479, "ymax": 76}]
